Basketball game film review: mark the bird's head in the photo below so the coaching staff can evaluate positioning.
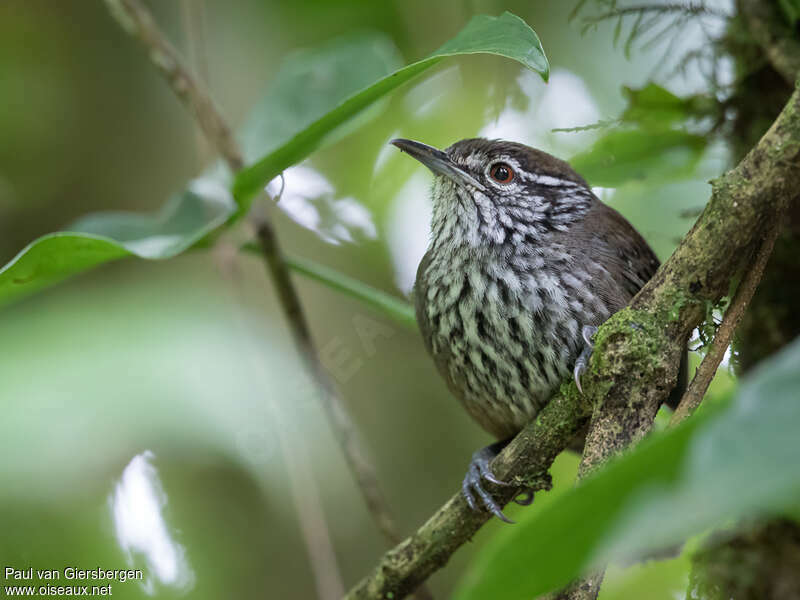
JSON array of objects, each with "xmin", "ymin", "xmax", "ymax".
[{"xmin": 391, "ymin": 137, "xmax": 594, "ymax": 249}]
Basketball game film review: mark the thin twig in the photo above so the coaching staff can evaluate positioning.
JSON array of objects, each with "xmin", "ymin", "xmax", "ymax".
[
  {"xmin": 551, "ymin": 118, "xmax": 621, "ymax": 133},
  {"xmin": 103, "ymin": 0, "xmax": 409, "ymax": 557},
  {"xmin": 253, "ymin": 218, "xmax": 403, "ymax": 546},
  {"xmin": 670, "ymin": 222, "xmax": 781, "ymax": 424},
  {"xmin": 103, "ymin": 0, "xmax": 243, "ymax": 171}
]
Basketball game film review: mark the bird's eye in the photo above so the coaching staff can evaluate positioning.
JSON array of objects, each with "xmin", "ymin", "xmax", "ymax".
[{"xmin": 489, "ymin": 163, "xmax": 514, "ymax": 184}]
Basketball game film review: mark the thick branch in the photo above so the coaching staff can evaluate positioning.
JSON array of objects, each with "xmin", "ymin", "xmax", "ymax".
[
  {"xmin": 345, "ymin": 81, "xmax": 800, "ymax": 600},
  {"xmin": 103, "ymin": 0, "xmax": 406, "ymax": 552}
]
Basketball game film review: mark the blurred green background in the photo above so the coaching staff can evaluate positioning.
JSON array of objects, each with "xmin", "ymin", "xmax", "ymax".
[{"xmin": 0, "ymin": 1, "xmax": 731, "ymax": 598}]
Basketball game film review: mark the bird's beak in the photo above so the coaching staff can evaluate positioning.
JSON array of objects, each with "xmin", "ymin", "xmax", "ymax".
[{"xmin": 390, "ymin": 138, "xmax": 487, "ymax": 192}]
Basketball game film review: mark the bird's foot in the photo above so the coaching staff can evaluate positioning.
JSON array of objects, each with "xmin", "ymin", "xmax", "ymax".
[
  {"xmin": 573, "ymin": 325, "xmax": 598, "ymax": 394},
  {"xmin": 462, "ymin": 440, "xmax": 535, "ymax": 523}
]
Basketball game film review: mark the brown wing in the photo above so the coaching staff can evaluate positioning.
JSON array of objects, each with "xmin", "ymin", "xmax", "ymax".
[
  {"xmin": 569, "ymin": 200, "xmax": 661, "ymax": 309},
  {"xmin": 570, "ymin": 199, "xmax": 687, "ymax": 406}
]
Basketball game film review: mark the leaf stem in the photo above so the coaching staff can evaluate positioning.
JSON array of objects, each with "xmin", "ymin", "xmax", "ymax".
[
  {"xmin": 103, "ymin": 0, "xmax": 243, "ymax": 171},
  {"xmin": 285, "ymin": 252, "xmax": 417, "ymax": 329},
  {"xmin": 240, "ymin": 243, "xmax": 417, "ymax": 327}
]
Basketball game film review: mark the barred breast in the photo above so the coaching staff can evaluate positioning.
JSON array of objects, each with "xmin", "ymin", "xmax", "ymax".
[{"xmin": 417, "ymin": 251, "xmax": 586, "ymax": 438}]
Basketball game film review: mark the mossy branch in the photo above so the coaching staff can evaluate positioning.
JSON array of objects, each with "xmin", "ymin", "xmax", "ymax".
[{"xmin": 344, "ymin": 79, "xmax": 800, "ymax": 600}]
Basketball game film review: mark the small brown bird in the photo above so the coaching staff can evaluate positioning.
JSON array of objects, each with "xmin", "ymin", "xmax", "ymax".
[{"xmin": 391, "ymin": 137, "xmax": 684, "ymax": 522}]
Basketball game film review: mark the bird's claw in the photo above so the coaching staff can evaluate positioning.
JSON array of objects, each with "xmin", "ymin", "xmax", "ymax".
[
  {"xmin": 461, "ymin": 441, "xmax": 537, "ymax": 523},
  {"xmin": 462, "ymin": 443, "xmax": 514, "ymax": 523},
  {"xmin": 573, "ymin": 325, "xmax": 598, "ymax": 394},
  {"xmin": 573, "ymin": 361, "xmax": 587, "ymax": 394}
]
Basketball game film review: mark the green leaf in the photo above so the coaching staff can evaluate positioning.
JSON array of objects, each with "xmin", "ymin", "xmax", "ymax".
[
  {"xmin": 569, "ymin": 128, "xmax": 707, "ymax": 187},
  {"xmin": 599, "ymin": 550, "xmax": 692, "ymax": 600},
  {"xmin": 232, "ymin": 11, "xmax": 548, "ymax": 209},
  {"xmin": 557, "ymin": 82, "xmax": 716, "ymax": 187},
  {"xmin": 621, "ymin": 83, "xmax": 688, "ymax": 126},
  {"xmin": 621, "ymin": 83, "xmax": 715, "ymax": 128},
  {"xmin": 238, "ymin": 32, "xmax": 405, "ymax": 165},
  {"xmin": 455, "ymin": 338, "xmax": 800, "ymax": 600},
  {"xmin": 0, "ymin": 180, "xmax": 234, "ymax": 307}
]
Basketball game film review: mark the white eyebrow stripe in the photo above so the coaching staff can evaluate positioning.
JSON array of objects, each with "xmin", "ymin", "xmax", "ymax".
[{"xmin": 527, "ymin": 174, "xmax": 581, "ymax": 187}]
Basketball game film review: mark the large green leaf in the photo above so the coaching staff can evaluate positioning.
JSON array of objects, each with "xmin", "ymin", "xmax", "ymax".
[
  {"xmin": 455, "ymin": 338, "xmax": 800, "ymax": 600},
  {"xmin": 0, "ymin": 179, "xmax": 234, "ymax": 306},
  {"xmin": 232, "ymin": 11, "xmax": 548, "ymax": 209},
  {"xmin": 621, "ymin": 83, "xmax": 713, "ymax": 128},
  {"xmin": 238, "ymin": 32, "xmax": 404, "ymax": 165},
  {"xmin": 570, "ymin": 128, "xmax": 707, "ymax": 187}
]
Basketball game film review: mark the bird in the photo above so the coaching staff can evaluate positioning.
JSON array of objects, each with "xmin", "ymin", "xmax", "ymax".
[{"xmin": 391, "ymin": 137, "xmax": 685, "ymax": 522}]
